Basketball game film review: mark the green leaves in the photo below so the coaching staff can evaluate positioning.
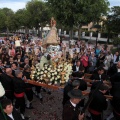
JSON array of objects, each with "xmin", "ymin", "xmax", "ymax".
[{"xmin": 47, "ymin": 0, "xmax": 110, "ymax": 29}]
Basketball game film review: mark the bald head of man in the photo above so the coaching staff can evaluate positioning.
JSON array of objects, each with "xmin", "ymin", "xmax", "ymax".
[
  {"xmin": 5, "ymin": 68, "xmax": 12, "ymax": 75},
  {"xmin": 117, "ymin": 61, "xmax": 120, "ymax": 69}
]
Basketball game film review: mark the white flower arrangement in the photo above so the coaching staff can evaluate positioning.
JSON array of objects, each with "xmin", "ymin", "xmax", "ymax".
[{"xmin": 31, "ymin": 60, "xmax": 73, "ymax": 85}]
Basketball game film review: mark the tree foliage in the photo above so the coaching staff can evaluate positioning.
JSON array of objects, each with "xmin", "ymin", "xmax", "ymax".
[
  {"xmin": 106, "ymin": 6, "xmax": 120, "ymax": 34},
  {"xmin": 47, "ymin": 0, "xmax": 109, "ymax": 28},
  {"xmin": 26, "ymin": 0, "xmax": 51, "ymax": 29}
]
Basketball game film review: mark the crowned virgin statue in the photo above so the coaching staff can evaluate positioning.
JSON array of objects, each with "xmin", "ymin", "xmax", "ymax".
[{"xmin": 43, "ymin": 17, "xmax": 59, "ymax": 46}]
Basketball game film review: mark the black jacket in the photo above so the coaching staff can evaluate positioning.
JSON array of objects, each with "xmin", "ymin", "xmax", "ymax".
[
  {"xmin": 78, "ymin": 79, "xmax": 87, "ymax": 91},
  {"xmin": 90, "ymin": 73, "xmax": 108, "ymax": 81},
  {"xmin": 110, "ymin": 74, "xmax": 120, "ymax": 113},
  {"xmin": 0, "ymin": 108, "xmax": 22, "ymax": 120},
  {"xmin": 108, "ymin": 65, "xmax": 117, "ymax": 77},
  {"xmin": 63, "ymin": 101, "xmax": 80, "ymax": 120},
  {"xmin": 72, "ymin": 65, "xmax": 82, "ymax": 72},
  {"xmin": 13, "ymin": 77, "xmax": 26, "ymax": 94},
  {"xmin": 62, "ymin": 82, "xmax": 73, "ymax": 105},
  {"xmin": 89, "ymin": 90, "xmax": 107, "ymax": 112},
  {"xmin": 23, "ymin": 71, "xmax": 32, "ymax": 89},
  {"xmin": 0, "ymin": 73, "xmax": 14, "ymax": 91}
]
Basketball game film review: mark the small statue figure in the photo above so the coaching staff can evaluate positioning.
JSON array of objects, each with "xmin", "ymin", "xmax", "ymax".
[{"xmin": 51, "ymin": 17, "xmax": 56, "ymax": 27}]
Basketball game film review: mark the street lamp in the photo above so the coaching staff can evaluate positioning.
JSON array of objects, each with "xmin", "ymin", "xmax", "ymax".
[{"xmin": 95, "ymin": 30, "xmax": 99, "ymax": 49}]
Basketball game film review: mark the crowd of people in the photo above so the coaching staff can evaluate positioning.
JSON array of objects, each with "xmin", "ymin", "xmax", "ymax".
[{"xmin": 0, "ymin": 34, "xmax": 120, "ymax": 120}]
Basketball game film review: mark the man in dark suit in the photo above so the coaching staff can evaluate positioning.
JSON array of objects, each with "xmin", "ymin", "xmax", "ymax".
[
  {"xmin": 63, "ymin": 89, "xmax": 84, "ymax": 120},
  {"xmin": 72, "ymin": 61, "xmax": 83, "ymax": 72},
  {"xmin": 20, "ymin": 58, "xmax": 32, "ymax": 68},
  {"xmin": 90, "ymin": 67, "xmax": 109, "ymax": 82},
  {"xmin": 11, "ymin": 62, "xmax": 18, "ymax": 77},
  {"xmin": 0, "ymin": 68, "xmax": 14, "ymax": 102},
  {"xmin": 108, "ymin": 61, "xmax": 120, "ymax": 77},
  {"xmin": 88, "ymin": 84, "xmax": 108, "ymax": 120},
  {"xmin": 0, "ymin": 99, "xmax": 23, "ymax": 120},
  {"xmin": 110, "ymin": 72, "xmax": 120, "ymax": 120}
]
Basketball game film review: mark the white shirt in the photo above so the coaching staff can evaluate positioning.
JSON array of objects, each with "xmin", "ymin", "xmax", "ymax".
[
  {"xmin": 113, "ymin": 55, "xmax": 119, "ymax": 64},
  {"xmin": 70, "ymin": 100, "xmax": 76, "ymax": 107},
  {"xmin": 118, "ymin": 69, "xmax": 120, "ymax": 72},
  {"xmin": 99, "ymin": 75, "xmax": 101, "ymax": 80},
  {"xmin": 8, "ymin": 113, "xmax": 14, "ymax": 120},
  {"xmin": 0, "ymin": 82, "xmax": 5, "ymax": 97},
  {"xmin": 76, "ymin": 66, "xmax": 79, "ymax": 72}
]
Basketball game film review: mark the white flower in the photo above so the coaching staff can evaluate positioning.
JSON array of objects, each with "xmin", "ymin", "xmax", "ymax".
[
  {"xmin": 37, "ymin": 72, "xmax": 40, "ymax": 75},
  {"xmin": 38, "ymin": 69, "xmax": 40, "ymax": 72},
  {"xmin": 66, "ymin": 79, "xmax": 68, "ymax": 82},
  {"xmin": 45, "ymin": 67, "xmax": 47, "ymax": 69},
  {"xmin": 45, "ymin": 64, "xmax": 47, "ymax": 67},
  {"xmin": 43, "ymin": 74, "xmax": 46, "ymax": 77},
  {"xmin": 54, "ymin": 72, "xmax": 57, "ymax": 75},
  {"xmin": 37, "ymin": 77, "xmax": 39, "ymax": 79},
  {"xmin": 41, "ymin": 71, "xmax": 43, "ymax": 74},
  {"xmin": 44, "ymin": 70, "xmax": 47, "ymax": 73},
  {"xmin": 48, "ymin": 68, "xmax": 51, "ymax": 71},
  {"xmin": 58, "ymin": 66, "xmax": 60, "ymax": 68},
  {"xmin": 55, "ymin": 81, "xmax": 57, "ymax": 84},
  {"xmin": 61, "ymin": 64, "xmax": 63, "ymax": 67},
  {"xmin": 42, "ymin": 68, "xmax": 45, "ymax": 71},
  {"xmin": 55, "ymin": 78, "xmax": 57, "ymax": 81},
  {"xmin": 52, "ymin": 73, "xmax": 54, "ymax": 76},
  {"xmin": 48, "ymin": 75, "xmax": 51, "ymax": 78},
  {"xmin": 33, "ymin": 71, "xmax": 35, "ymax": 74},
  {"xmin": 57, "ymin": 69, "xmax": 60, "ymax": 72},
  {"xmin": 57, "ymin": 76, "xmax": 60, "ymax": 79},
  {"xmin": 48, "ymin": 83, "xmax": 52, "ymax": 85},
  {"xmin": 52, "ymin": 77, "xmax": 54, "ymax": 80}
]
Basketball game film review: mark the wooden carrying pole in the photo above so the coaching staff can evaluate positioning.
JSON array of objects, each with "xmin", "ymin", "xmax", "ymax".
[{"xmin": 24, "ymin": 79, "xmax": 113, "ymax": 99}]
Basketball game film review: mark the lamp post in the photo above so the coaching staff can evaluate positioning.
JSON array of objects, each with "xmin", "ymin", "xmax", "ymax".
[{"xmin": 95, "ymin": 30, "xmax": 99, "ymax": 49}]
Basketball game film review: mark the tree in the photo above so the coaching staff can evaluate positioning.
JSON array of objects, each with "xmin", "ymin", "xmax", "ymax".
[
  {"xmin": 107, "ymin": 6, "xmax": 120, "ymax": 34},
  {"xmin": 0, "ymin": 9, "xmax": 6, "ymax": 31},
  {"xmin": 103, "ymin": 6, "xmax": 120, "ymax": 43},
  {"xmin": 47, "ymin": 0, "xmax": 110, "ymax": 39},
  {"xmin": 26, "ymin": 0, "xmax": 51, "ymax": 38},
  {"xmin": 15, "ymin": 9, "xmax": 31, "ymax": 34},
  {"xmin": 0, "ymin": 8, "xmax": 14, "ymax": 36}
]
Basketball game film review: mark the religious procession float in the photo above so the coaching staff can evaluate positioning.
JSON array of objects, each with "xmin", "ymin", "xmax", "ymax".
[{"xmin": 29, "ymin": 17, "xmax": 73, "ymax": 89}]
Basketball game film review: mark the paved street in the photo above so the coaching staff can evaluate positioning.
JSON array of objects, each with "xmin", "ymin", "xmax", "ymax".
[{"xmin": 24, "ymin": 88, "xmax": 115, "ymax": 120}]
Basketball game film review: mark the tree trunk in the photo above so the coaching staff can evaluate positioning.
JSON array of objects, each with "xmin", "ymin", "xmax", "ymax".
[
  {"xmin": 40, "ymin": 26, "xmax": 43, "ymax": 39},
  {"xmin": 6, "ymin": 27, "xmax": 9, "ymax": 38},
  {"xmin": 107, "ymin": 30, "xmax": 110, "ymax": 44},
  {"xmin": 25, "ymin": 27, "xmax": 29, "ymax": 36},
  {"xmin": 78, "ymin": 26, "xmax": 82, "ymax": 41},
  {"xmin": 69, "ymin": 29, "xmax": 73, "ymax": 40}
]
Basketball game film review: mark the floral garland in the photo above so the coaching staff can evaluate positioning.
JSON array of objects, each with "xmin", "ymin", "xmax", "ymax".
[{"xmin": 31, "ymin": 62, "xmax": 73, "ymax": 86}]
